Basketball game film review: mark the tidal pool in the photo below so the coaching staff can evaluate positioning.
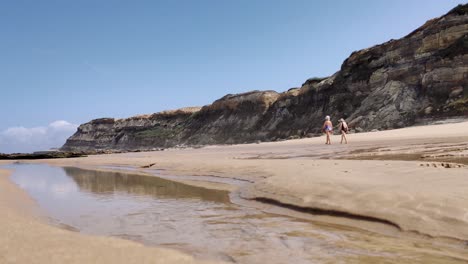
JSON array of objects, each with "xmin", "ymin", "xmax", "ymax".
[{"xmin": 7, "ymin": 164, "xmax": 468, "ymax": 263}]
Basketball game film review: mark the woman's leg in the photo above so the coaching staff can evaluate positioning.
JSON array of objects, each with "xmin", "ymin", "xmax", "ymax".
[
  {"xmin": 342, "ymin": 131, "xmax": 347, "ymax": 144},
  {"xmin": 326, "ymin": 131, "xmax": 331, "ymax": 144}
]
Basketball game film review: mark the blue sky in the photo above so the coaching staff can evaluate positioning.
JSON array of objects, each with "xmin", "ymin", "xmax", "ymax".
[{"xmin": 0, "ymin": 0, "xmax": 463, "ymax": 153}]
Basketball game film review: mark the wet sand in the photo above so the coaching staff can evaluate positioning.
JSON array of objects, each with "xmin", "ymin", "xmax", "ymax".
[
  {"xmin": 0, "ymin": 168, "xmax": 220, "ymax": 264},
  {"xmin": 2, "ymin": 120, "xmax": 468, "ymax": 262}
]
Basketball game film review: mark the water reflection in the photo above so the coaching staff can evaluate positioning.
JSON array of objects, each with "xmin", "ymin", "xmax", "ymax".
[{"xmin": 63, "ymin": 167, "xmax": 230, "ymax": 203}]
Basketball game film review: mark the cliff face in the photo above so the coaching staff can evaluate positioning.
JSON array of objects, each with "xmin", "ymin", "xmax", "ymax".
[
  {"xmin": 62, "ymin": 5, "xmax": 468, "ymax": 152},
  {"xmin": 63, "ymin": 108, "xmax": 200, "ymax": 151}
]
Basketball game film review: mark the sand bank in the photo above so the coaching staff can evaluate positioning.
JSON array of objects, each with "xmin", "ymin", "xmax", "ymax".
[{"xmin": 241, "ymin": 159, "xmax": 468, "ymax": 240}]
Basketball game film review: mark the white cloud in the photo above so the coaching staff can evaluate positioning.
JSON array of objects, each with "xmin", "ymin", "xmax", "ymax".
[
  {"xmin": 49, "ymin": 120, "xmax": 76, "ymax": 130},
  {"xmin": 0, "ymin": 120, "xmax": 78, "ymax": 154}
]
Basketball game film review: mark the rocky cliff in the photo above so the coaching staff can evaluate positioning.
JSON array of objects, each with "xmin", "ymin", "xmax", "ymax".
[{"xmin": 62, "ymin": 4, "xmax": 468, "ymax": 152}]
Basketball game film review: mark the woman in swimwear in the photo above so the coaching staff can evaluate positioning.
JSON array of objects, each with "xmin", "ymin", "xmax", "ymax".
[
  {"xmin": 322, "ymin": 115, "xmax": 333, "ymax": 145},
  {"xmin": 338, "ymin": 118, "xmax": 348, "ymax": 144}
]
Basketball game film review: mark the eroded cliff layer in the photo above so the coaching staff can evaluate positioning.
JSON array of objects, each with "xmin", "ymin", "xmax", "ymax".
[{"xmin": 63, "ymin": 5, "xmax": 468, "ymax": 152}]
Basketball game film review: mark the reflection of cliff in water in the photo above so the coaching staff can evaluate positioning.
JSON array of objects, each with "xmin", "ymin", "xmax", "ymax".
[{"xmin": 63, "ymin": 167, "xmax": 230, "ymax": 203}]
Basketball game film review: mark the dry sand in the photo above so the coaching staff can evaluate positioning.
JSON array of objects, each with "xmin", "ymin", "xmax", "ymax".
[{"xmin": 2, "ymin": 120, "xmax": 468, "ymax": 262}]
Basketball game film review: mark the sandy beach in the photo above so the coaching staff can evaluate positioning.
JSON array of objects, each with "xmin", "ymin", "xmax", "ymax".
[{"xmin": 2, "ymin": 120, "xmax": 468, "ymax": 263}]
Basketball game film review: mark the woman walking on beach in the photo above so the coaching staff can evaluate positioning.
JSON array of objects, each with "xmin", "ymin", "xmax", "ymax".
[
  {"xmin": 339, "ymin": 118, "xmax": 348, "ymax": 144},
  {"xmin": 322, "ymin": 115, "xmax": 333, "ymax": 145}
]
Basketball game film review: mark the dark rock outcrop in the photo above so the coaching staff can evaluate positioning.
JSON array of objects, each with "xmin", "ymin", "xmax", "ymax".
[
  {"xmin": 62, "ymin": 5, "xmax": 468, "ymax": 152},
  {"xmin": 0, "ymin": 151, "xmax": 86, "ymax": 160}
]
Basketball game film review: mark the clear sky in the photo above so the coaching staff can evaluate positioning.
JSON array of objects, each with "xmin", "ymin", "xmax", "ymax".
[{"xmin": 0, "ymin": 0, "xmax": 463, "ymax": 153}]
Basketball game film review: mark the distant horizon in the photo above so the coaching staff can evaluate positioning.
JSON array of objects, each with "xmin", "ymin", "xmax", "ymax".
[{"xmin": 0, "ymin": 1, "xmax": 463, "ymax": 153}]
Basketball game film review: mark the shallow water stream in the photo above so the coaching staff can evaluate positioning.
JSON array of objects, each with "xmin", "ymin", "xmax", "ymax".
[{"xmin": 7, "ymin": 164, "xmax": 468, "ymax": 263}]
